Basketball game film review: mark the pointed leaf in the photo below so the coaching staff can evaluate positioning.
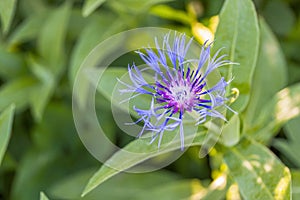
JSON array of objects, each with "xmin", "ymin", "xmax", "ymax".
[
  {"xmin": 28, "ymin": 58, "xmax": 55, "ymax": 121},
  {"xmin": 224, "ymin": 138, "xmax": 291, "ymax": 200},
  {"xmin": 0, "ymin": 0, "xmax": 17, "ymax": 34},
  {"xmin": 0, "ymin": 104, "xmax": 15, "ymax": 166},
  {"xmin": 40, "ymin": 192, "xmax": 49, "ymax": 200},
  {"xmin": 213, "ymin": 0, "xmax": 259, "ymax": 113},
  {"xmin": 150, "ymin": 5, "xmax": 192, "ymax": 25},
  {"xmin": 8, "ymin": 12, "xmax": 48, "ymax": 45},
  {"xmin": 81, "ymin": 130, "xmax": 206, "ymax": 196},
  {"xmin": 37, "ymin": 2, "xmax": 71, "ymax": 75},
  {"xmin": 82, "ymin": 0, "xmax": 107, "ymax": 17},
  {"xmin": 108, "ymin": 0, "xmax": 174, "ymax": 14}
]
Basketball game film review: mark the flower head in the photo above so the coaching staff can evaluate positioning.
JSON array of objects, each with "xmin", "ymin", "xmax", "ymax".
[{"xmin": 119, "ymin": 33, "xmax": 235, "ymax": 150}]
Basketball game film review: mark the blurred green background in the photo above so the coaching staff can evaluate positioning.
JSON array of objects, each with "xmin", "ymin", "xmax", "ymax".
[{"xmin": 0, "ymin": 0, "xmax": 300, "ymax": 199}]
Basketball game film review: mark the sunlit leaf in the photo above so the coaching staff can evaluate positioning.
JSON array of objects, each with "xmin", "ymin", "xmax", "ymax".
[
  {"xmin": 192, "ymin": 22, "xmax": 214, "ymax": 44},
  {"xmin": 137, "ymin": 173, "xmax": 230, "ymax": 200},
  {"xmin": 251, "ymin": 83, "xmax": 300, "ymax": 143},
  {"xmin": 0, "ymin": 0, "xmax": 17, "ymax": 34},
  {"xmin": 40, "ymin": 192, "xmax": 49, "ymax": 200},
  {"xmin": 291, "ymin": 171, "xmax": 300, "ymax": 200},
  {"xmin": 150, "ymin": 5, "xmax": 192, "ymax": 25},
  {"xmin": 224, "ymin": 138, "xmax": 291, "ymax": 200},
  {"xmin": 213, "ymin": 0, "xmax": 259, "ymax": 113},
  {"xmin": 135, "ymin": 174, "xmax": 228, "ymax": 200},
  {"xmin": 0, "ymin": 105, "xmax": 15, "ymax": 166}
]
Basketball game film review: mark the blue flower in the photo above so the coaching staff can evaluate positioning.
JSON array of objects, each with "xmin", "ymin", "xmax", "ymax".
[{"xmin": 119, "ymin": 33, "xmax": 235, "ymax": 150}]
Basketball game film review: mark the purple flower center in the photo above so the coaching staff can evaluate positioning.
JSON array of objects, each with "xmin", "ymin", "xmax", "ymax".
[
  {"xmin": 156, "ymin": 68, "xmax": 206, "ymax": 114},
  {"xmin": 170, "ymin": 84, "xmax": 194, "ymax": 111}
]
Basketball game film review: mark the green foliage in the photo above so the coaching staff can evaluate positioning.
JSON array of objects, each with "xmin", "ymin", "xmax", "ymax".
[
  {"xmin": 0, "ymin": 0, "xmax": 17, "ymax": 34},
  {"xmin": 213, "ymin": 0, "xmax": 259, "ymax": 113},
  {"xmin": 0, "ymin": 0, "xmax": 300, "ymax": 199},
  {"xmin": 82, "ymin": 0, "xmax": 107, "ymax": 17},
  {"xmin": 243, "ymin": 18, "xmax": 288, "ymax": 135},
  {"xmin": 274, "ymin": 116, "xmax": 300, "ymax": 167},
  {"xmin": 224, "ymin": 138, "xmax": 290, "ymax": 199},
  {"xmin": 82, "ymin": 130, "xmax": 206, "ymax": 196},
  {"xmin": 0, "ymin": 105, "xmax": 15, "ymax": 166},
  {"xmin": 39, "ymin": 192, "xmax": 49, "ymax": 200},
  {"xmin": 292, "ymin": 171, "xmax": 300, "ymax": 199}
]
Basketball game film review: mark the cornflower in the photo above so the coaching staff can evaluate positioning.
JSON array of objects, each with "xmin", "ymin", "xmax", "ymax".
[{"xmin": 119, "ymin": 33, "xmax": 235, "ymax": 150}]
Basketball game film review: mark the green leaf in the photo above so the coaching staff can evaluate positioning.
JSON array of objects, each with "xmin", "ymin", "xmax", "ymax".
[
  {"xmin": 243, "ymin": 18, "xmax": 287, "ymax": 133},
  {"xmin": 37, "ymin": 2, "xmax": 71, "ymax": 75},
  {"xmin": 251, "ymin": 83, "xmax": 300, "ymax": 143},
  {"xmin": 135, "ymin": 175, "xmax": 228, "ymax": 200},
  {"xmin": 82, "ymin": 0, "xmax": 107, "ymax": 17},
  {"xmin": 11, "ymin": 149, "xmax": 58, "ymax": 200},
  {"xmin": 92, "ymin": 67, "xmax": 150, "ymax": 119},
  {"xmin": 263, "ymin": 1, "xmax": 296, "ymax": 36},
  {"xmin": 287, "ymin": 62, "xmax": 300, "ymax": 84},
  {"xmin": 69, "ymin": 12, "xmax": 125, "ymax": 84},
  {"xmin": 108, "ymin": 0, "xmax": 174, "ymax": 14},
  {"xmin": 81, "ymin": 130, "xmax": 206, "ymax": 196},
  {"xmin": 8, "ymin": 12, "xmax": 48, "ymax": 46},
  {"xmin": 0, "ymin": 0, "xmax": 17, "ymax": 34},
  {"xmin": 291, "ymin": 171, "xmax": 300, "ymax": 200},
  {"xmin": 18, "ymin": 0, "xmax": 47, "ymax": 18},
  {"xmin": 50, "ymin": 168, "xmax": 178, "ymax": 199},
  {"xmin": 27, "ymin": 57, "xmax": 55, "ymax": 121},
  {"xmin": 150, "ymin": 5, "xmax": 192, "ymax": 25},
  {"xmin": 213, "ymin": 0, "xmax": 259, "ymax": 113},
  {"xmin": 0, "ymin": 76, "xmax": 37, "ymax": 111},
  {"xmin": 0, "ymin": 47, "xmax": 27, "ymax": 80},
  {"xmin": 40, "ymin": 192, "xmax": 49, "ymax": 200},
  {"xmin": 26, "ymin": 3, "xmax": 71, "ymax": 121},
  {"xmin": 136, "ymin": 174, "xmax": 229, "ymax": 200},
  {"xmin": 70, "ymin": 15, "xmax": 125, "ymax": 110},
  {"xmin": 0, "ymin": 105, "xmax": 15, "ymax": 166},
  {"xmin": 51, "ymin": 168, "xmax": 228, "ymax": 200},
  {"xmin": 273, "ymin": 116, "xmax": 300, "ymax": 167},
  {"xmin": 220, "ymin": 114, "xmax": 240, "ymax": 147},
  {"xmin": 224, "ymin": 138, "xmax": 291, "ymax": 200}
]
